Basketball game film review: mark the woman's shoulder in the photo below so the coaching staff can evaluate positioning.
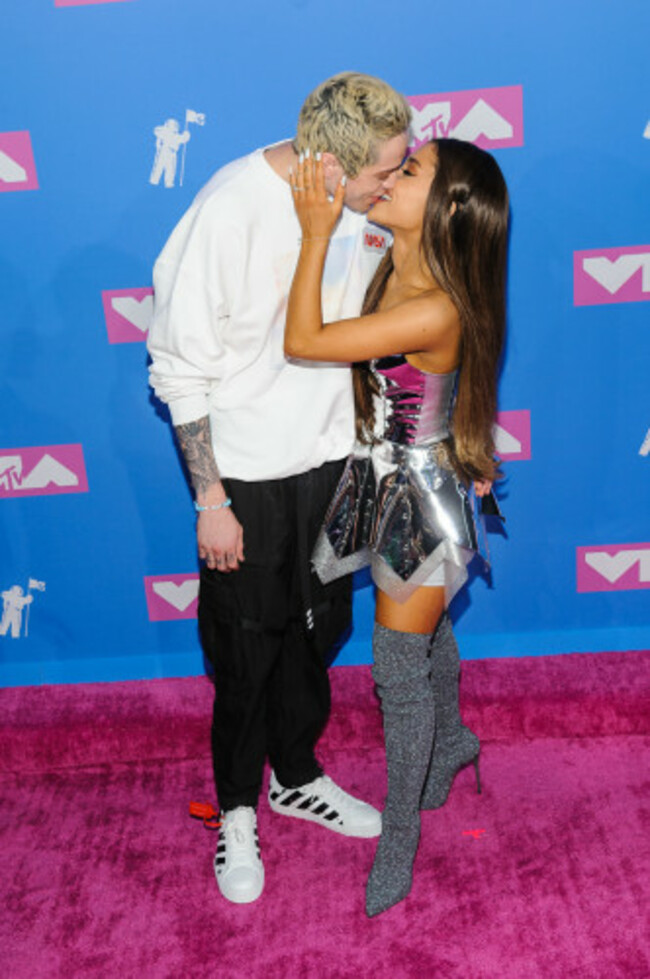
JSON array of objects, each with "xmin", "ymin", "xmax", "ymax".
[
  {"xmin": 392, "ymin": 290, "xmax": 460, "ymax": 369},
  {"xmin": 414, "ymin": 287, "xmax": 458, "ymax": 321},
  {"xmin": 385, "ymin": 290, "xmax": 461, "ymax": 357},
  {"xmin": 379, "ymin": 283, "xmax": 457, "ymax": 322}
]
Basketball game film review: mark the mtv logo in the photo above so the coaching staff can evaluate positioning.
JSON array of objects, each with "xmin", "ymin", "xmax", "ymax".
[
  {"xmin": 55, "ymin": 1, "xmax": 133, "ymax": 7},
  {"xmin": 493, "ymin": 411, "xmax": 531, "ymax": 461},
  {"xmin": 0, "ymin": 132, "xmax": 39, "ymax": 193},
  {"xmin": 409, "ymin": 102, "xmax": 452, "ymax": 143},
  {"xmin": 408, "ymin": 86, "xmax": 523, "ymax": 150},
  {"xmin": 102, "ymin": 288, "xmax": 154, "ymax": 343},
  {"xmin": 574, "ymin": 246, "xmax": 650, "ymax": 306},
  {"xmin": 0, "ymin": 445, "xmax": 88, "ymax": 499},
  {"xmin": 577, "ymin": 543, "xmax": 650, "ymax": 593},
  {"xmin": 144, "ymin": 574, "xmax": 200, "ymax": 621}
]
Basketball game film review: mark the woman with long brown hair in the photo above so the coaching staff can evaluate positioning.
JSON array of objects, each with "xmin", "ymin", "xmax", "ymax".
[{"xmin": 285, "ymin": 138, "xmax": 509, "ymax": 916}]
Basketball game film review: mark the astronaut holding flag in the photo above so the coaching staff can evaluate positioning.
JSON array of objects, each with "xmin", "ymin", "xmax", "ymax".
[
  {"xmin": 0, "ymin": 578, "xmax": 44, "ymax": 639},
  {"xmin": 149, "ymin": 108, "xmax": 206, "ymax": 189}
]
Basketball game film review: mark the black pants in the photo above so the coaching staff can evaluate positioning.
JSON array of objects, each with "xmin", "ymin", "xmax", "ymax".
[{"xmin": 198, "ymin": 459, "xmax": 352, "ymax": 812}]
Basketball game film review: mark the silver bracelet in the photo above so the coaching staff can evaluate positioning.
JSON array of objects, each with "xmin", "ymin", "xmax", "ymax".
[{"xmin": 194, "ymin": 498, "xmax": 232, "ymax": 513}]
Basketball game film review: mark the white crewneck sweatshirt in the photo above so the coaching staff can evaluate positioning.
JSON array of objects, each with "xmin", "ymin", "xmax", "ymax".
[{"xmin": 148, "ymin": 146, "xmax": 387, "ymax": 481}]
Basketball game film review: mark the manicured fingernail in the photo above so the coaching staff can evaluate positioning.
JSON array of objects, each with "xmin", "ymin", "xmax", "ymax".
[
  {"xmin": 298, "ymin": 152, "xmax": 304, "ymax": 164},
  {"xmin": 288, "ymin": 166, "xmax": 293, "ymax": 176},
  {"xmin": 315, "ymin": 151, "xmax": 322, "ymax": 161},
  {"xmin": 305, "ymin": 147, "xmax": 311, "ymax": 159},
  {"xmin": 341, "ymin": 175, "xmax": 347, "ymax": 186}
]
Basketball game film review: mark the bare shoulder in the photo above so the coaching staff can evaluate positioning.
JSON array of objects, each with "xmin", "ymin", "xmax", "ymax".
[
  {"xmin": 400, "ymin": 290, "xmax": 460, "ymax": 369},
  {"xmin": 382, "ymin": 284, "xmax": 457, "ymax": 322},
  {"xmin": 392, "ymin": 288, "xmax": 459, "ymax": 338},
  {"xmin": 420, "ymin": 287, "xmax": 458, "ymax": 319}
]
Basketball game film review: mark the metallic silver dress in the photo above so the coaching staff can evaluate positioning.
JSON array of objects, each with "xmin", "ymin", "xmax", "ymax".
[{"xmin": 312, "ymin": 354, "xmax": 490, "ymax": 605}]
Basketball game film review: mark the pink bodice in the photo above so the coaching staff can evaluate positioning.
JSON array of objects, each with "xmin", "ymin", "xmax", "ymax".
[{"xmin": 373, "ymin": 354, "xmax": 458, "ymax": 446}]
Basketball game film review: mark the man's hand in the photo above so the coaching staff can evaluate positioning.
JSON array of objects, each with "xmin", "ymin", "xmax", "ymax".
[
  {"xmin": 174, "ymin": 416, "xmax": 245, "ymax": 572},
  {"xmin": 197, "ymin": 508, "xmax": 244, "ymax": 572}
]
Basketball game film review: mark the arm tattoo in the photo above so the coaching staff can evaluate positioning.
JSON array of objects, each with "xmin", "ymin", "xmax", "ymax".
[{"xmin": 174, "ymin": 417, "xmax": 221, "ymax": 497}]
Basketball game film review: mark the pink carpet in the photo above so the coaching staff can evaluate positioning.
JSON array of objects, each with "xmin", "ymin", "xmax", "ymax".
[{"xmin": 1, "ymin": 652, "xmax": 649, "ymax": 978}]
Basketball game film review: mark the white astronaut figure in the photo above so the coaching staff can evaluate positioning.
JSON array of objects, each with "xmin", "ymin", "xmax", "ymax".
[
  {"xmin": 0, "ymin": 585, "xmax": 33, "ymax": 639},
  {"xmin": 149, "ymin": 119, "xmax": 191, "ymax": 188}
]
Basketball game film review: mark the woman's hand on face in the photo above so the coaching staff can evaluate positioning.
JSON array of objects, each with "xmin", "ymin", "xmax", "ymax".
[
  {"xmin": 473, "ymin": 479, "xmax": 493, "ymax": 498},
  {"xmin": 290, "ymin": 152, "xmax": 345, "ymax": 242}
]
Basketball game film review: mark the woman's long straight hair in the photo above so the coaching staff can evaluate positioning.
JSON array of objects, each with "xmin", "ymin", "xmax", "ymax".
[{"xmin": 353, "ymin": 137, "xmax": 509, "ymax": 482}]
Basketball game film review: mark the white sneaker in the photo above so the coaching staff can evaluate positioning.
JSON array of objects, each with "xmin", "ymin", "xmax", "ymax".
[
  {"xmin": 213, "ymin": 807, "xmax": 264, "ymax": 904},
  {"xmin": 268, "ymin": 771, "xmax": 381, "ymax": 838}
]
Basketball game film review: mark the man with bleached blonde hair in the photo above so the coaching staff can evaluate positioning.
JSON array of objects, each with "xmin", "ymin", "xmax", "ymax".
[
  {"xmin": 148, "ymin": 71, "xmax": 410, "ymax": 905},
  {"xmin": 294, "ymin": 71, "xmax": 412, "ymax": 200}
]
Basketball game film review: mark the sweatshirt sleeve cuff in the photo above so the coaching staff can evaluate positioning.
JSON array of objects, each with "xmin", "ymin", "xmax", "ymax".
[{"xmin": 167, "ymin": 394, "xmax": 211, "ymax": 427}]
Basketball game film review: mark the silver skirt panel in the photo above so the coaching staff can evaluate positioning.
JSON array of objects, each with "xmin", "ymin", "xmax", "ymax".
[{"xmin": 312, "ymin": 440, "xmax": 489, "ymax": 605}]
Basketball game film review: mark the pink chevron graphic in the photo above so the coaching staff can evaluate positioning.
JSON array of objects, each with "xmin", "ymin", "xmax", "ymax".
[
  {"xmin": 494, "ymin": 411, "xmax": 531, "ymax": 461},
  {"xmin": 102, "ymin": 288, "xmax": 154, "ymax": 343},
  {"xmin": 408, "ymin": 86, "xmax": 523, "ymax": 150},
  {"xmin": 55, "ymin": 1, "xmax": 133, "ymax": 7},
  {"xmin": 577, "ymin": 543, "xmax": 650, "ymax": 592},
  {"xmin": 574, "ymin": 246, "xmax": 650, "ymax": 306},
  {"xmin": 0, "ymin": 132, "xmax": 39, "ymax": 193},
  {"xmin": 0, "ymin": 445, "xmax": 88, "ymax": 498},
  {"xmin": 144, "ymin": 574, "xmax": 200, "ymax": 621}
]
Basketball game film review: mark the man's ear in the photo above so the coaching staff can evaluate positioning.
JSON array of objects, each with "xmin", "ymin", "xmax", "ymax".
[{"xmin": 321, "ymin": 152, "xmax": 344, "ymax": 180}]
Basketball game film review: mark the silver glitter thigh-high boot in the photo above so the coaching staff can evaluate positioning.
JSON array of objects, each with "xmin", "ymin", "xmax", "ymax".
[
  {"xmin": 366, "ymin": 624, "xmax": 436, "ymax": 917},
  {"xmin": 420, "ymin": 613, "xmax": 481, "ymax": 811}
]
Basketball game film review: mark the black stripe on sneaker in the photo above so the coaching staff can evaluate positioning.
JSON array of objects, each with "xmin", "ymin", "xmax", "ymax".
[
  {"xmin": 298, "ymin": 796, "xmax": 314, "ymax": 810},
  {"xmin": 280, "ymin": 790, "xmax": 303, "ymax": 806},
  {"xmin": 313, "ymin": 803, "xmax": 329, "ymax": 815},
  {"xmin": 325, "ymin": 810, "xmax": 340, "ymax": 821}
]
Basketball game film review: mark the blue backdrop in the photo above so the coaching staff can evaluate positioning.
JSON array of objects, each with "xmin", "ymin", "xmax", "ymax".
[{"xmin": 1, "ymin": 0, "xmax": 649, "ymax": 685}]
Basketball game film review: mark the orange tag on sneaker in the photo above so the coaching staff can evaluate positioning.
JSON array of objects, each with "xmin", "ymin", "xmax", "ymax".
[{"xmin": 189, "ymin": 801, "xmax": 221, "ymax": 830}]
